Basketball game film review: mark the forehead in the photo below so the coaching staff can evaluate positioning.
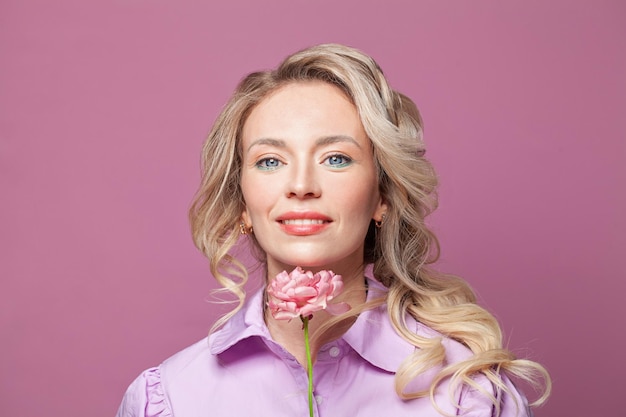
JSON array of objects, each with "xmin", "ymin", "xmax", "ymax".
[{"xmin": 241, "ymin": 81, "xmax": 367, "ymax": 144}]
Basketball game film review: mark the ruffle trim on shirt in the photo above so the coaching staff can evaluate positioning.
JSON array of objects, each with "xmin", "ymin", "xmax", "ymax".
[{"xmin": 143, "ymin": 367, "xmax": 173, "ymax": 417}]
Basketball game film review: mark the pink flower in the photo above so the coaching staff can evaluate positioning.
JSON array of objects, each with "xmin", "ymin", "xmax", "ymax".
[{"xmin": 267, "ymin": 267, "xmax": 350, "ymax": 321}]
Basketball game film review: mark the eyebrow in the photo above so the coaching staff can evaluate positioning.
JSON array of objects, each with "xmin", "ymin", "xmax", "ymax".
[
  {"xmin": 246, "ymin": 138, "xmax": 286, "ymax": 152},
  {"xmin": 246, "ymin": 135, "xmax": 361, "ymax": 153},
  {"xmin": 315, "ymin": 135, "xmax": 361, "ymax": 148}
]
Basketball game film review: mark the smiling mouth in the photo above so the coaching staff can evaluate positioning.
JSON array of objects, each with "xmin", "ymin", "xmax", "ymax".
[{"xmin": 280, "ymin": 219, "xmax": 328, "ymax": 225}]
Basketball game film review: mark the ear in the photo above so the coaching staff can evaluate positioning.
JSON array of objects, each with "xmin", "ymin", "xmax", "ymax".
[
  {"xmin": 372, "ymin": 197, "xmax": 388, "ymax": 222},
  {"xmin": 241, "ymin": 208, "xmax": 252, "ymax": 229}
]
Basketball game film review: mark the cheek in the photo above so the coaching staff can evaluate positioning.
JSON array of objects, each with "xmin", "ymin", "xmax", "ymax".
[
  {"xmin": 240, "ymin": 175, "xmax": 272, "ymax": 222},
  {"xmin": 343, "ymin": 176, "xmax": 380, "ymax": 212},
  {"xmin": 240, "ymin": 176, "xmax": 256, "ymax": 222}
]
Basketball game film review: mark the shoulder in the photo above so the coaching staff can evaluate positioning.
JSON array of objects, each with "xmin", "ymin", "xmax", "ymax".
[
  {"xmin": 456, "ymin": 371, "xmax": 533, "ymax": 417},
  {"xmin": 413, "ymin": 322, "xmax": 532, "ymax": 416},
  {"xmin": 115, "ymin": 367, "xmax": 172, "ymax": 417},
  {"xmin": 160, "ymin": 338, "xmax": 211, "ymax": 380},
  {"xmin": 115, "ymin": 339, "xmax": 210, "ymax": 417}
]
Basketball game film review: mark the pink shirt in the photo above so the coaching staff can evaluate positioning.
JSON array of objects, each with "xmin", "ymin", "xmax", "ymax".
[{"xmin": 116, "ymin": 274, "xmax": 532, "ymax": 417}]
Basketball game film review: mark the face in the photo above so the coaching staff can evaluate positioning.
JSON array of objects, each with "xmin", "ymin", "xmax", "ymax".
[{"xmin": 240, "ymin": 82, "xmax": 387, "ymax": 279}]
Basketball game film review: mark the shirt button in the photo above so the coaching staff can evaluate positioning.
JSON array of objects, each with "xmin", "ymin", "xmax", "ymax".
[
  {"xmin": 328, "ymin": 346, "xmax": 341, "ymax": 358},
  {"xmin": 316, "ymin": 395, "xmax": 323, "ymax": 405}
]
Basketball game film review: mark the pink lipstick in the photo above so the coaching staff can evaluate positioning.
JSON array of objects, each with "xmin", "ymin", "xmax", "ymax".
[{"xmin": 276, "ymin": 212, "xmax": 332, "ymax": 235}]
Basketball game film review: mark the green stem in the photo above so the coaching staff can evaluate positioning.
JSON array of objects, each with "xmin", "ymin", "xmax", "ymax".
[{"xmin": 303, "ymin": 316, "xmax": 314, "ymax": 417}]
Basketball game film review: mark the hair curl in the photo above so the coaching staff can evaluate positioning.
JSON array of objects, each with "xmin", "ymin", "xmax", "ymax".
[{"xmin": 189, "ymin": 43, "xmax": 550, "ymax": 413}]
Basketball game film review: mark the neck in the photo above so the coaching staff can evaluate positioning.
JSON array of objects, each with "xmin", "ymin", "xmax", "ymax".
[{"xmin": 264, "ymin": 265, "xmax": 367, "ymax": 368}]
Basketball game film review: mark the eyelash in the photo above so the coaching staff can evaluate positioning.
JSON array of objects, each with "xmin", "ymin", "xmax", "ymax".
[
  {"xmin": 255, "ymin": 157, "xmax": 283, "ymax": 171},
  {"xmin": 254, "ymin": 153, "xmax": 352, "ymax": 171},
  {"xmin": 324, "ymin": 153, "xmax": 352, "ymax": 168}
]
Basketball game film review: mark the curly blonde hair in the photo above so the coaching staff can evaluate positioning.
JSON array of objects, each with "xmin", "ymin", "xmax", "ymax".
[{"xmin": 189, "ymin": 43, "xmax": 550, "ymax": 413}]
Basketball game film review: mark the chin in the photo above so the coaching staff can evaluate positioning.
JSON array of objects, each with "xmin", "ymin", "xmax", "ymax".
[
  {"xmin": 271, "ymin": 254, "xmax": 336, "ymax": 270},
  {"xmin": 283, "ymin": 258, "xmax": 329, "ymax": 269}
]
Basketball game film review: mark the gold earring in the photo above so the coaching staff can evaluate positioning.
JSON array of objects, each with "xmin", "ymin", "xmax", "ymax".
[{"xmin": 240, "ymin": 222, "xmax": 253, "ymax": 235}]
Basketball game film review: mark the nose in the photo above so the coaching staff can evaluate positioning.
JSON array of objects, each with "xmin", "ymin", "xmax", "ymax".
[{"xmin": 286, "ymin": 162, "xmax": 321, "ymax": 199}]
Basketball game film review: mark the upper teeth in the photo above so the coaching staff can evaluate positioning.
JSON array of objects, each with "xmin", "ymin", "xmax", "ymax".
[{"xmin": 282, "ymin": 219, "xmax": 325, "ymax": 225}]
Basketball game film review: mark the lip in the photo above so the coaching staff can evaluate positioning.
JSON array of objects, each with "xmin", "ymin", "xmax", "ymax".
[{"xmin": 276, "ymin": 211, "xmax": 332, "ymax": 236}]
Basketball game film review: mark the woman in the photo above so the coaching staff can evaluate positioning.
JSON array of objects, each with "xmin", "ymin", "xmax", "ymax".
[{"xmin": 116, "ymin": 44, "xmax": 550, "ymax": 416}]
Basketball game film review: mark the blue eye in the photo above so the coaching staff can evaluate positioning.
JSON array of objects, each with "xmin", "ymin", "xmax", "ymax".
[
  {"xmin": 256, "ymin": 157, "xmax": 282, "ymax": 170},
  {"xmin": 325, "ymin": 154, "xmax": 352, "ymax": 168}
]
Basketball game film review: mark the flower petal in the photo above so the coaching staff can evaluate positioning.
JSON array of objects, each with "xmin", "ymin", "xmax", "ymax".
[{"xmin": 267, "ymin": 268, "xmax": 347, "ymax": 320}]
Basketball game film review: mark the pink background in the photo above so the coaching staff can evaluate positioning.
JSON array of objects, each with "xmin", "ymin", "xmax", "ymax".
[{"xmin": 1, "ymin": 1, "xmax": 624, "ymax": 415}]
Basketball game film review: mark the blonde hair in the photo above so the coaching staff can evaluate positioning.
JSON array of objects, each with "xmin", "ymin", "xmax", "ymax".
[{"xmin": 189, "ymin": 43, "xmax": 550, "ymax": 413}]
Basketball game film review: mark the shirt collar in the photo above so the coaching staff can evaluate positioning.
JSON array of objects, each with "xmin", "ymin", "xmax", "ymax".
[
  {"xmin": 209, "ymin": 265, "xmax": 416, "ymax": 373},
  {"xmin": 209, "ymin": 288, "xmax": 271, "ymax": 355},
  {"xmin": 342, "ymin": 267, "xmax": 416, "ymax": 373}
]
